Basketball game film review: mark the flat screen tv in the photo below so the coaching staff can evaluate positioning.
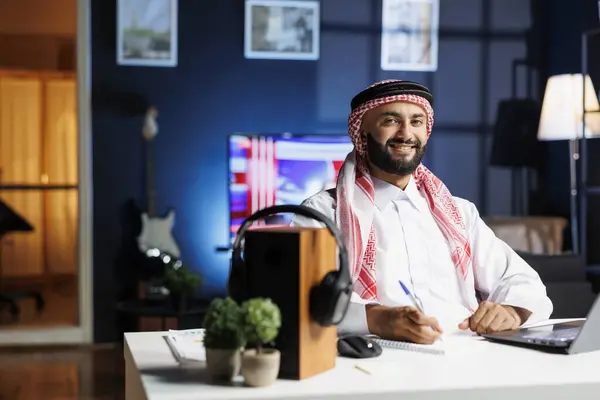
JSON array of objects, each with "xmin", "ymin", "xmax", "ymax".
[{"xmin": 228, "ymin": 133, "xmax": 353, "ymax": 242}]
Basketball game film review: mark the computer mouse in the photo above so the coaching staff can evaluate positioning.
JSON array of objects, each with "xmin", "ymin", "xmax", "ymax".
[{"xmin": 337, "ymin": 335, "xmax": 382, "ymax": 359}]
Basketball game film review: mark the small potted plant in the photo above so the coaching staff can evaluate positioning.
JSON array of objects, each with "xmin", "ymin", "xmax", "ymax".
[
  {"xmin": 162, "ymin": 263, "xmax": 202, "ymax": 311},
  {"xmin": 240, "ymin": 297, "xmax": 282, "ymax": 387},
  {"xmin": 203, "ymin": 297, "xmax": 245, "ymax": 381}
]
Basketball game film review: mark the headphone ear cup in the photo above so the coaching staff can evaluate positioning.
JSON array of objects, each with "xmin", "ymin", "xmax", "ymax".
[
  {"xmin": 309, "ymin": 285, "xmax": 329, "ymax": 326},
  {"xmin": 309, "ymin": 271, "xmax": 340, "ymax": 326}
]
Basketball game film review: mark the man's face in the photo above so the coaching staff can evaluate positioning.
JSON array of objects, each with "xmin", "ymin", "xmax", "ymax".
[{"xmin": 360, "ymin": 101, "xmax": 429, "ymax": 176}]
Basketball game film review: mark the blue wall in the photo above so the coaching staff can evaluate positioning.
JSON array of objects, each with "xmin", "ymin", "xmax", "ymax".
[{"xmin": 92, "ymin": 0, "xmax": 534, "ymax": 341}]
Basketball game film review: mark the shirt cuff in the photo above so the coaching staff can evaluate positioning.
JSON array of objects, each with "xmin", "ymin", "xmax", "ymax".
[{"xmin": 337, "ymin": 293, "xmax": 379, "ymax": 337}]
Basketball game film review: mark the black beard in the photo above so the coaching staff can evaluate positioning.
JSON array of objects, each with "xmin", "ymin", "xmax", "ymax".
[{"xmin": 366, "ymin": 133, "xmax": 427, "ymax": 176}]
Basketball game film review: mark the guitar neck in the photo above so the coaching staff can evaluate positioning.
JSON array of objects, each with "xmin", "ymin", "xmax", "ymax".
[{"xmin": 145, "ymin": 139, "xmax": 157, "ymax": 217}]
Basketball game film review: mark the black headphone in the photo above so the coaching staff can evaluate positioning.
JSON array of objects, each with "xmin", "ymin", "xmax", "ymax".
[{"xmin": 227, "ymin": 204, "xmax": 353, "ymax": 327}]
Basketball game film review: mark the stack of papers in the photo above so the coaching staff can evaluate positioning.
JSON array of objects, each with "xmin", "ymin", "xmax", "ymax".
[{"xmin": 165, "ymin": 329, "xmax": 206, "ymax": 364}]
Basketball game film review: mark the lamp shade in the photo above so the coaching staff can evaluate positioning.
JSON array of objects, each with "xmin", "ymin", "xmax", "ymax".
[{"xmin": 537, "ymin": 74, "xmax": 600, "ymax": 141}]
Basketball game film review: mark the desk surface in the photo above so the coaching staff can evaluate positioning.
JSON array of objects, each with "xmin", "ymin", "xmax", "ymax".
[{"xmin": 124, "ymin": 319, "xmax": 600, "ymax": 400}]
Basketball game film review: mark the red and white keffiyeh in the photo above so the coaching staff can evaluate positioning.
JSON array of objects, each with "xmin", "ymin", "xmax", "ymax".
[{"xmin": 336, "ymin": 80, "xmax": 474, "ymax": 305}]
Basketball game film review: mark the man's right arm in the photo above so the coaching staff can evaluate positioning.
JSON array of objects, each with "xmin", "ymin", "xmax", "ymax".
[{"xmin": 290, "ymin": 192, "xmax": 373, "ymax": 336}]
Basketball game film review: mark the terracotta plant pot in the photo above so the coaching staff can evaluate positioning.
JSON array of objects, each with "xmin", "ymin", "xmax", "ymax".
[
  {"xmin": 205, "ymin": 348, "xmax": 241, "ymax": 381},
  {"xmin": 241, "ymin": 348, "xmax": 281, "ymax": 387}
]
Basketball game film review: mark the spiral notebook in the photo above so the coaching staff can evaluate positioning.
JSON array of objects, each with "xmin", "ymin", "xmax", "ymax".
[
  {"xmin": 371, "ymin": 337, "xmax": 445, "ymax": 355},
  {"xmin": 165, "ymin": 329, "xmax": 206, "ymax": 364}
]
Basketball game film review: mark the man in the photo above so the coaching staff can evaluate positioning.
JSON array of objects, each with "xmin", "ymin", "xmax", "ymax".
[{"xmin": 291, "ymin": 80, "xmax": 553, "ymax": 345}]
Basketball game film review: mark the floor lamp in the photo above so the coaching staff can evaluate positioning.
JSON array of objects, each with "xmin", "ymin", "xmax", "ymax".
[{"xmin": 537, "ymin": 74, "xmax": 600, "ymax": 254}]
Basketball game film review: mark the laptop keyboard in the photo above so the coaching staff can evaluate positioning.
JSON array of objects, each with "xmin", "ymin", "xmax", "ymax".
[{"xmin": 522, "ymin": 328, "xmax": 580, "ymax": 341}]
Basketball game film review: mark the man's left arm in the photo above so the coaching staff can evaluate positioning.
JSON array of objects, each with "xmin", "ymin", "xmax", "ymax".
[{"xmin": 462, "ymin": 201, "xmax": 553, "ymax": 332}]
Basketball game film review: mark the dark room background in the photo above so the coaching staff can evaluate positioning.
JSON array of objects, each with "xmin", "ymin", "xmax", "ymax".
[{"xmin": 90, "ymin": 0, "xmax": 598, "ymax": 342}]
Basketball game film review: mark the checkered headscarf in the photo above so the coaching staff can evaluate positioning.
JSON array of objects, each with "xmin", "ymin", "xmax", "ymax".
[{"xmin": 335, "ymin": 80, "xmax": 476, "ymax": 310}]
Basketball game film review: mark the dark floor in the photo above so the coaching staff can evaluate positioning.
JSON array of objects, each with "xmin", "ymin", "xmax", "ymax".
[{"xmin": 0, "ymin": 344, "xmax": 124, "ymax": 400}]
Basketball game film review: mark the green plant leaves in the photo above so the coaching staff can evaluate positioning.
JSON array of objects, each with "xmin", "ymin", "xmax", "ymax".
[
  {"xmin": 162, "ymin": 265, "xmax": 202, "ymax": 294},
  {"xmin": 203, "ymin": 296, "xmax": 282, "ymax": 350},
  {"xmin": 241, "ymin": 298, "xmax": 282, "ymax": 345},
  {"xmin": 203, "ymin": 297, "xmax": 246, "ymax": 349}
]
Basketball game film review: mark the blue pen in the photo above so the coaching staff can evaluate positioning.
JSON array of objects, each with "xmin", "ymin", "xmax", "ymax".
[
  {"xmin": 399, "ymin": 280, "xmax": 443, "ymax": 341},
  {"xmin": 399, "ymin": 280, "xmax": 423, "ymax": 313}
]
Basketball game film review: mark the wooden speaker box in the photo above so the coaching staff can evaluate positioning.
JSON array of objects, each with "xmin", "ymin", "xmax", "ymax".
[{"xmin": 243, "ymin": 226, "xmax": 338, "ymax": 380}]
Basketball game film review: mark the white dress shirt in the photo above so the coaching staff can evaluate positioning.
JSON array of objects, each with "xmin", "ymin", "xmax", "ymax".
[{"xmin": 291, "ymin": 176, "xmax": 553, "ymax": 335}]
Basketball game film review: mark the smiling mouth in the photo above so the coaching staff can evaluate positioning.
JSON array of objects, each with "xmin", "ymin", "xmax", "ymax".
[{"xmin": 388, "ymin": 143, "xmax": 417, "ymax": 153}]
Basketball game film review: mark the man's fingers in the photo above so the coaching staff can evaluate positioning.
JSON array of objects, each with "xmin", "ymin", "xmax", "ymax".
[
  {"xmin": 469, "ymin": 301, "xmax": 492, "ymax": 331},
  {"xmin": 460, "ymin": 303, "xmax": 526, "ymax": 334},
  {"xmin": 406, "ymin": 309, "xmax": 443, "ymax": 334},
  {"xmin": 488, "ymin": 313, "xmax": 507, "ymax": 333},
  {"xmin": 375, "ymin": 306, "xmax": 445, "ymax": 344},
  {"xmin": 476, "ymin": 308, "xmax": 498, "ymax": 333},
  {"xmin": 406, "ymin": 309, "xmax": 439, "ymax": 327},
  {"xmin": 469, "ymin": 303, "xmax": 522, "ymax": 334},
  {"xmin": 406, "ymin": 309, "xmax": 424, "ymax": 324},
  {"xmin": 510, "ymin": 316, "xmax": 521, "ymax": 330},
  {"xmin": 405, "ymin": 322, "xmax": 440, "ymax": 344}
]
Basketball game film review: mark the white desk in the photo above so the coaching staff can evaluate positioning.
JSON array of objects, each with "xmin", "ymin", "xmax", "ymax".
[{"xmin": 124, "ymin": 319, "xmax": 600, "ymax": 400}]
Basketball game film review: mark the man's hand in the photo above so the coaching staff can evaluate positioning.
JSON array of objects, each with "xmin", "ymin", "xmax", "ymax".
[
  {"xmin": 458, "ymin": 301, "xmax": 532, "ymax": 334},
  {"xmin": 366, "ymin": 304, "xmax": 443, "ymax": 344}
]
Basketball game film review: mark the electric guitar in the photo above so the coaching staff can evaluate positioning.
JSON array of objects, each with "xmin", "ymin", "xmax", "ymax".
[{"xmin": 137, "ymin": 107, "xmax": 181, "ymax": 258}]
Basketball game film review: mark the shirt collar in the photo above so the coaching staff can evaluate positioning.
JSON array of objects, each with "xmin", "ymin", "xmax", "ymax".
[{"xmin": 371, "ymin": 175, "xmax": 424, "ymax": 212}]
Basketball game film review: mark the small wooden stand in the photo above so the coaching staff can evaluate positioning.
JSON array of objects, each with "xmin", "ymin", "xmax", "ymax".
[{"xmin": 243, "ymin": 226, "xmax": 338, "ymax": 380}]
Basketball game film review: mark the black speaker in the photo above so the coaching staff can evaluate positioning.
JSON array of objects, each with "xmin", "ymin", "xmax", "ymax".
[{"xmin": 228, "ymin": 205, "xmax": 350, "ymax": 380}]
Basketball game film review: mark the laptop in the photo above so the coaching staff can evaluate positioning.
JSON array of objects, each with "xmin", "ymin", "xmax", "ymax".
[{"xmin": 481, "ymin": 295, "xmax": 600, "ymax": 354}]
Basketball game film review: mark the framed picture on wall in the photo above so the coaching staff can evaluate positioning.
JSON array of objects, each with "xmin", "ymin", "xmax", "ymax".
[
  {"xmin": 117, "ymin": 0, "xmax": 178, "ymax": 67},
  {"xmin": 380, "ymin": 0, "xmax": 439, "ymax": 71},
  {"xmin": 244, "ymin": 0, "xmax": 320, "ymax": 60}
]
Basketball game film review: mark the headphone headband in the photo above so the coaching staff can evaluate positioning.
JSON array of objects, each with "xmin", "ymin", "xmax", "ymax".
[
  {"xmin": 232, "ymin": 204, "xmax": 350, "ymax": 285},
  {"xmin": 229, "ymin": 204, "xmax": 353, "ymax": 327}
]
